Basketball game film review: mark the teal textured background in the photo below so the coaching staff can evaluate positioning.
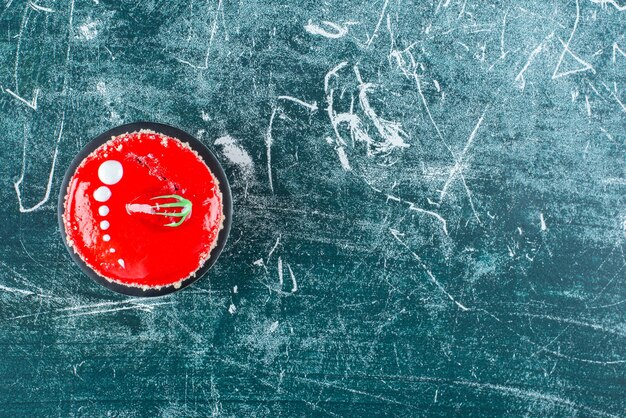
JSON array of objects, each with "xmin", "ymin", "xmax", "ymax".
[{"xmin": 0, "ymin": 0, "xmax": 625, "ymax": 416}]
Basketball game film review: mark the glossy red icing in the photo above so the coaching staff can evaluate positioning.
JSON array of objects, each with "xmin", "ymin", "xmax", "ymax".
[{"xmin": 63, "ymin": 130, "xmax": 224, "ymax": 289}]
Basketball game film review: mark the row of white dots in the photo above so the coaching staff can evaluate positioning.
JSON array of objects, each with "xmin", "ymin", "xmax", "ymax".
[{"xmin": 92, "ymin": 160, "xmax": 124, "ymax": 268}]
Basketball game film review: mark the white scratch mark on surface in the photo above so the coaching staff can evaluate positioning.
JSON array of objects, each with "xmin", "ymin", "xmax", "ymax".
[
  {"xmin": 515, "ymin": 312, "xmax": 626, "ymax": 338},
  {"xmin": 407, "ymin": 203, "xmax": 449, "ymax": 235},
  {"xmin": 176, "ymin": 0, "xmax": 222, "ymax": 69},
  {"xmin": 613, "ymin": 42, "xmax": 626, "ymax": 63},
  {"xmin": 392, "ymin": 48, "xmax": 482, "ymax": 219},
  {"xmin": 480, "ymin": 309, "xmax": 626, "ymax": 366},
  {"xmin": 499, "ymin": 12, "xmax": 508, "ymax": 58},
  {"xmin": 435, "ymin": 0, "xmax": 451, "ymax": 14},
  {"xmin": 61, "ymin": 0, "xmax": 75, "ymax": 96},
  {"xmin": 0, "ymin": 262, "xmax": 48, "ymax": 296},
  {"xmin": 390, "ymin": 229, "xmax": 469, "ymax": 311},
  {"xmin": 355, "ymin": 65, "xmax": 409, "ymax": 151},
  {"xmin": 366, "ymin": 177, "xmax": 448, "ymax": 235},
  {"xmin": 220, "ymin": 356, "xmax": 402, "ymax": 412},
  {"xmin": 14, "ymin": 113, "xmax": 64, "ymax": 213},
  {"xmin": 336, "ymin": 146, "xmax": 351, "ymax": 171},
  {"xmin": 456, "ymin": 41, "xmax": 470, "ymax": 51},
  {"xmin": 267, "ymin": 235, "xmax": 281, "ymax": 261},
  {"xmin": 5, "ymin": 88, "xmax": 38, "ymax": 110},
  {"xmin": 8, "ymin": 299, "xmax": 175, "ymax": 321},
  {"xmin": 539, "ymin": 350, "xmax": 626, "ymax": 365},
  {"xmin": 589, "ymin": 298, "xmax": 626, "ymax": 309},
  {"xmin": 28, "ymin": 1, "xmax": 54, "ymax": 13},
  {"xmin": 413, "ymin": 73, "xmax": 446, "ymax": 145},
  {"xmin": 599, "ymin": 81, "xmax": 626, "ymax": 113},
  {"xmin": 587, "ymin": 80, "xmax": 603, "ymax": 98},
  {"xmin": 540, "ymin": 213, "xmax": 547, "ymax": 231},
  {"xmin": 439, "ymin": 108, "xmax": 487, "ymax": 203},
  {"xmin": 552, "ymin": 0, "xmax": 595, "ymax": 79},
  {"xmin": 460, "ymin": 173, "xmax": 483, "ymax": 225},
  {"xmin": 0, "ymin": 284, "xmax": 34, "ymax": 296},
  {"xmin": 295, "ymin": 374, "xmax": 409, "ymax": 408},
  {"xmin": 446, "ymin": 379, "xmax": 620, "ymax": 418},
  {"xmin": 287, "ymin": 263, "xmax": 297, "ymax": 293},
  {"xmin": 366, "ymin": 0, "xmax": 389, "ymax": 47},
  {"xmin": 228, "ymin": 303, "xmax": 237, "ymax": 314},
  {"xmin": 324, "ymin": 63, "xmax": 351, "ymax": 148},
  {"xmin": 265, "ymin": 107, "xmax": 278, "ymax": 194},
  {"xmin": 277, "ymin": 257, "xmax": 284, "ymax": 287},
  {"xmin": 458, "ymin": 0, "xmax": 467, "ymax": 17},
  {"xmin": 72, "ymin": 361, "xmax": 85, "ymax": 379},
  {"xmin": 589, "ymin": 0, "xmax": 626, "ymax": 11},
  {"xmin": 63, "ymin": 302, "xmax": 171, "ymax": 318},
  {"xmin": 277, "ymin": 95, "xmax": 318, "ymax": 112},
  {"xmin": 515, "ymin": 33, "xmax": 554, "ymax": 90},
  {"xmin": 553, "ymin": 38, "xmax": 595, "ymax": 79},
  {"xmin": 329, "ymin": 99, "xmax": 360, "ymax": 147},
  {"xmin": 59, "ymin": 299, "xmax": 162, "ymax": 313},
  {"xmin": 103, "ymin": 45, "xmax": 115, "ymax": 60},
  {"xmin": 507, "ymin": 245, "xmax": 515, "ymax": 257},
  {"xmin": 325, "ymin": 62, "xmax": 404, "ymax": 166},
  {"xmin": 324, "ymin": 61, "xmax": 348, "ymax": 93},
  {"xmin": 304, "ymin": 20, "xmax": 347, "ymax": 39},
  {"xmin": 13, "ymin": 5, "xmax": 30, "ymax": 95}
]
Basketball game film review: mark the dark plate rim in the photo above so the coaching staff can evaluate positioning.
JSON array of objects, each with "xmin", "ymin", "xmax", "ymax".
[{"xmin": 57, "ymin": 121, "xmax": 232, "ymax": 297}]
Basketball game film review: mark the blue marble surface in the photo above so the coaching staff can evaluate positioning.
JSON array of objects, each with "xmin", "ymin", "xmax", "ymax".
[{"xmin": 0, "ymin": 0, "xmax": 624, "ymax": 416}]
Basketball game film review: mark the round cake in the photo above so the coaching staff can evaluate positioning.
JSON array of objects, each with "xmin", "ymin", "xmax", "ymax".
[{"xmin": 62, "ymin": 129, "xmax": 225, "ymax": 291}]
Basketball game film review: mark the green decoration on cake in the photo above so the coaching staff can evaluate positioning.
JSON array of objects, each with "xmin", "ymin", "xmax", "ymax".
[{"xmin": 150, "ymin": 194, "xmax": 192, "ymax": 227}]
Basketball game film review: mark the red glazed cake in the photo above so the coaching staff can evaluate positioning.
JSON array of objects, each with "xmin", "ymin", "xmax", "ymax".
[{"xmin": 62, "ymin": 130, "xmax": 224, "ymax": 290}]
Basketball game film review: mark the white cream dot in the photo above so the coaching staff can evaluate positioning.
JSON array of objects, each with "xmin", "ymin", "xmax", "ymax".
[
  {"xmin": 93, "ymin": 186, "xmax": 111, "ymax": 202},
  {"xmin": 100, "ymin": 220, "xmax": 110, "ymax": 230},
  {"xmin": 118, "ymin": 259, "xmax": 125, "ymax": 268},
  {"xmin": 99, "ymin": 205, "xmax": 110, "ymax": 216},
  {"xmin": 110, "ymin": 248, "xmax": 115, "ymax": 253},
  {"xmin": 98, "ymin": 160, "xmax": 123, "ymax": 185},
  {"xmin": 103, "ymin": 234, "xmax": 110, "ymax": 241}
]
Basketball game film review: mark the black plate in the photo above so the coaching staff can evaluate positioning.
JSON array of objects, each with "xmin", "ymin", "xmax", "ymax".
[{"xmin": 57, "ymin": 122, "xmax": 232, "ymax": 297}]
